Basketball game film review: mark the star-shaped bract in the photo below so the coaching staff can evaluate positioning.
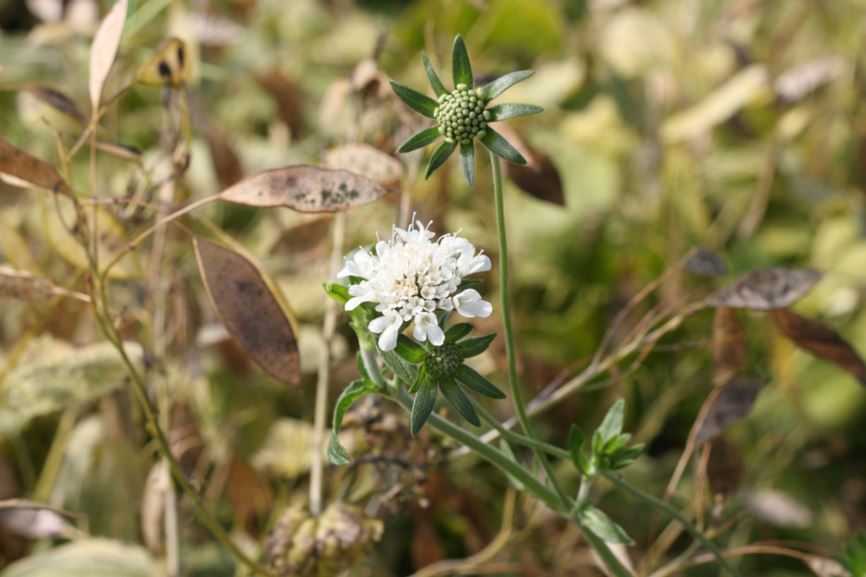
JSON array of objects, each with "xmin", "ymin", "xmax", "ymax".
[{"xmin": 390, "ymin": 35, "xmax": 543, "ymax": 186}]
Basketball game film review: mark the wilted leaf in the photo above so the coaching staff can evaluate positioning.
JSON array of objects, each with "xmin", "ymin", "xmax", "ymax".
[
  {"xmin": 323, "ymin": 144, "xmax": 403, "ymax": 189},
  {"xmin": 89, "ymin": 0, "xmax": 128, "ymax": 111},
  {"xmin": 806, "ymin": 556, "xmax": 852, "ymax": 577},
  {"xmin": 505, "ymin": 142, "xmax": 564, "ymax": 205},
  {"xmin": 744, "ymin": 489, "xmax": 813, "ymax": 528},
  {"xmin": 193, "ymin": 237, "xmax": 301, "ymax": 385},
  {"xmin": 0, "ymin": 266, "xmax": 59, "ymax": 301},
  {"xmin": 257, "ymin": 69, "xmax": 305, "ymax": 136},
  {"xmin": 713, "ymin": 308, "xmax": 747, "ymax": 386},
  {"xmin": 0, "ymin": 539, "xmax": 155, "ymax": 577},
  {"xmin": 0, "ymin": 137, "xmax": 71, "ymax": 196},
  {"xmin": 22, "ymin": 86, "xmax": 86, "ymax": 123},
  {"xmin": 0, "ymin": 500, "xmax": 75, "ymax": 540},
  {"xmin": 218, "ymin": 165, "xmax": 387, "ymax": 213},
  {"xmin": 685, "ymin": 246, "xmax": 727, "ymax": 277},
  {"xmin": 140, "ymin": 461, "xmax": 169, "ymax": 554},
  {"xmin": 706, "ymin": 438, "xmax": 742, "ymax": 499},
  {"xmin": 708, "ymin": 268, "xmax": 822, "ymax": 310},
  {"xmin": 771, "ymin": 309, "xmax": 866, "ymax": 385},
  {"xmin": 694, "ymin": 376, "xmax": 764, "ymax": 444},
  {"xmin": 137, "ymin": 37, "xmax": 189, "ymax": 87},
  {"xmin": 205, "ymin": 126, "xmax": 243, "ymax": 189}
]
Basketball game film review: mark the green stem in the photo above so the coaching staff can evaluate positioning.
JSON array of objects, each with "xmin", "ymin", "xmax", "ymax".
[
  {"xmin": 605, "ymin": 473, "xmax": 743, "ymax": 577},
  {"xmin": 475, "ymin": 404, "xmax": 569, "ymax": 460}
]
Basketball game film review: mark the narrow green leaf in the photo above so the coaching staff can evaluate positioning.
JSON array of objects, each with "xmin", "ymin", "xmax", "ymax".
[
  {"xmin": 323, "ymin": 282, "xmax": 350, "ymax": 305},
  {"xmin": 603, "ymin": 432, "xmax": 632, "ymax": 455},
  {"xmin": 410, "ymin": 363, "xmax": 428, "ymax": 394},
  {"xmin": 568, "ymin": 424, "xmax": 586, "ymax": 472},
  {"xmin": 425, "ymin": 139, "xmax": 456, "ymax": 179},
  {"xmin": 397, "ymin": 126, "xmax": 441, "ymax": 154},
  {"xmin": 480, "ymin": 129, "xmax": 527, "ymax": 165},
  {"xmin": 457, "ymin": 333, "xmax": 495, "ymax": 358},
  {"xmin": 441, "ymin": 379, "xmax": 480, "ymax": 426},
  {"xmin": 459, "ymin": 140, "xmax": 476, "ymax": 185},
  {"xmin": 609, "ymin": 444, "xmax": 644, "ymax": 470},
  {"xmin": 395, "ymin": 335, "xmax": 426, "ymax": 363},
  {"xmin": 479, "ymin": 70, "xmax": 534, "ymax": 100},
  {"xmin": 499, "ymin": 439, "xmax": 526, "ymax": 490},
  {"xmin": 328, "ymin": 378, "xmax": 381, "ymax": 464},
  {"xmin": 389, "ymin": 80, "xmax": 438, "ymax": 118},
  {"xmin": 445, "ymin": 323, "xmax": 473, "ymax": 342},
  {"xmin": 411, "ymin": 383, "xmax": 438, "ymax": 436},
  {"xmin": 488, "ymin": 103, "xmax": 543, "ymax": 121},
  {"xmin": 578, "ymin": 505, "xmax": 635, "ymax": 545},
  {"xmin": 597, "ymin": 399, "xmax": 625, "ymax": 443},
  {"xmin": 451, "ymin": 35, "xmax": 473, "ymax": 88},
  {"xmin": 381, "ymin": 349, "xmax": 419, "ymax": 385},
  {"xmin": 456, "ymin": 364, "xmax": 506, "ymax": 399},
  {"xmin": 423, "ymin": 53, "xmax": 447, "ymax": 97}
]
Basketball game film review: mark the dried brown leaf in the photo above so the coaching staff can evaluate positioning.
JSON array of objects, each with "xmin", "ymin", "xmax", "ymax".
[
  {"xmin": 772, "ymin": 309, "xmax": 866, "ymax": 385},
  {"xmin": 23, "ymin": 86, "xmax": 86, "ymax": 123},
  {"xmin": 137, "ymin": 37, "xmax": 189, "ymax": 87},
  {"xmin": 713, "ymin": 308, "xmax": 748, "ymax": 386},
  {"xmin": 89, "ymin": 0, "xmax": 127, "ymax": 111},
  {"xmin": 685, "ymin": 246, "xmax": 728, "ymax": 277},
  {"xmin": 323, "ymin": 144, "xmax": 403, "ymax": 189},
  {"xmin": 257, "ymin": 69, "xmax": 305, "ymax": 136},
  {"xmin": 694, "ymin": 376, "xmax": 764, "ymax": 444},
  {"xmin": 205, "ymin": 127, "xmax": 243, "ymax": 189},
  {"xmin": 0, "ymin": 499, "xmax": 75, "ymax": 540},
  {"xmin": 194, "ymin": 237, "xmax": 300, "ymax": 385},
  {"xmin": 706, "ymin": 438, "xmax": 742, "ymax": 499},
  {"xmin": 495, "ymin": 124, "xmax": 564, "ymax": 206},
  {"xmin": 218, "ymin": 165, "xmax": 387, "ymax": 213},
  {"xmin": 0, "ymin": 266, "xmax": 56, "ymax": 300},
  {"xmin": 708, "ymin": 268, "xmax": 822, "ymax": 310},
  {"xmin": 806, "ymin": 556, "xmax": 851, "ymax": 577},
  {"xmin": 0, "ymin": 137, "xmax": 71, "ymax": 196}
]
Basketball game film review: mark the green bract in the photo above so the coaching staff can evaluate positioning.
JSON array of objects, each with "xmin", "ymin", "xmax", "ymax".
[{"xmin": 390, "ymin": 35, "xmax": 543, "ymax": 185}]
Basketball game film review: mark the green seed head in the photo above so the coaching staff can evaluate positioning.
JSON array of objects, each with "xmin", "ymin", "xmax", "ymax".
[
  {"xmin": 425, "ymin": 343, "xmax": 463, "ymax": 381},
  {"xmin": 434, "ymin": 87, "xmax": 488, "ymax": 142}
]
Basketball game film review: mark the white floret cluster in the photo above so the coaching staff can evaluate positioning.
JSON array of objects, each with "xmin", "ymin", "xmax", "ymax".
[{"xmin": 338, "ymin": 220, "xmax": 492, "ymax": 351}]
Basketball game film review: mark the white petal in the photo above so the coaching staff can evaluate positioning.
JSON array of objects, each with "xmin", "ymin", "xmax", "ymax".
[
  {"xmin": 368, "ymin": 315, "xmax": 391, "ymax": 334},
  {"xmin": 454, "ymin": 289, "xmax": 493, "ymax": 318},
  {"xmin": 345, "ymin": 293, "xmax": 374, "ymax": 311},
  {"xmin": 465, "ymin": 254, "xmax": 491, "ymax": 274},
  {"xmin": 378, "ymin": 322, "xmax": 400, "ymax": 351},
  {"xmin": 426, "ymin": 323, "xmax": 445, "ymax": 346},
  {"xmin": 412, "ymin": 312, "xmax": 436, "ymax": 342}
]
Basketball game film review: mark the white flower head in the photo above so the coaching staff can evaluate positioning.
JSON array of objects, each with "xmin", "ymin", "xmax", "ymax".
[{"xmin": 338, "ymin": 220, "xmax": 492, "ymax": 351}]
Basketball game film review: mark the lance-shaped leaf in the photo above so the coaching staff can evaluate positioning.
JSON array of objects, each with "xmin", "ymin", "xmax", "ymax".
[
  {"xmin": 457, "ymin": 333, "xmax": 495, "ymax": 357},
  {"xmin": 22, "ymin": 86, "xmax": 86, "ymax": 123},
  {"xmin": 425, "ymin": 139, "xmax": 456, "ymax": 178},
  {"xmin": 89, "ymin": 0, "xmax": 128, "ymax": 112},
  {"xmin": 459, "ymin": 140, "xmax": 476, "ymax": 185},
  {"xmin": 487, "ymin": 103, "xmax": 543, "ymax": 121},
  {"xmin": 694, "ymin": 376, "xmax": 764, "ymax": 444},
  {"xmin": 479, "ymin": 70, "xmax": 534, "ymax": 101},
  {"xmin": 440, "ymin": 379, "xmax": 480, "ymax": 426},
  {"xmin": 445, "ymin": 323, "xmax": 473, "ymax": 342},
  {"xmin": 328, "ymin": 379, "xmax": 381, "ymax": 464},
  {"xmin": 411, "ymin": 383, "xmax": 438, "ymax": 436},
  {"xmin": 422, "ymin": 53, "xmax": 447, "ymax": 96},
  {"xmin": 451, "ymin": 35, "xmax": 473, "ymax": 87},
  {"xmin": 194, "ymin": 237, "xmax": 301, "ymax": 385},
  {"xmin": 578, "ymin": 505, "xmax": 635, "ymax": 545},
  {"xmin": 708, "ymin": 268, "xmax": 822, "ymax": 311},
  {"xmin": 397, "ymin": 126, "xmax": 441, "ymax": 154},
  {"xmin": 596, "ymin": 399, "xmax": 625, "ymax": 444},
  {"xmin": 381, "ymin": 349, "xmax": 419, "ymax": 385},
  {"xmin": 480, "ymin": 129, "xmax": 527, "ymax": 165},
  {"xmin": 395, "ymin": 335, "xmax": 426, "ymax": 364},
  {"xmin": 389, "ymin": 80, "xmax": 438, "ymax": 118},
  {"xmin": 455, "ymin": 365, "xmax": 506, "ymax": 399},
  {"xmin": 218, "ymin": 165, "xmax": 387, "ymax": 213},
  {"xmin": 0, "ymin": 137, "xmax": 71, "ymax": 196}
]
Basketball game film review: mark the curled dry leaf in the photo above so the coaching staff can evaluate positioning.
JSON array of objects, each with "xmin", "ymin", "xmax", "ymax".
[
  {"xmin": 323, "ymin": 144, "xmax": 403, "ymax": 190},
  {"xmin": 0, "ymin": 499, "xmax": 76, "ymax": 540},
  {"xmin": 89, "ymin": 0, "xmax": 128, "ymax": 112},
  {"xmin": 771, "ymin": 309, "xmax": 866, "ymax": 386},
  {"xmin": 23, "ymin": 86, "xmax": 86, "ymax": 123},
  {"xmin": 137, "ymin": 37, "xmax": 189, "ymax": 88},
  {"xmin": 495, "ymin": 124, "xmax": 564, "ymax": 205},
  {"xmin": 713, "ymin": 308, "xmax": 747, "ymax": 386},
  {"xmin": 218, "ymin": 165, "xmax": 387, "ymax": 213},
  {"xmin": 708, "ymin": 268, "xmax": 822, "ymax": 310},
  {"xmin": 0, "ymin": 137, "xmax": 71, "ymax": 196},
  {"xmin": 694, "ymin": 376, "xmax": 764, "ymax": 444},
  {"xmin": 193, "ymin": 237, "xmax": 301, "ymax": 385},
  {"xmin": 685, "ymin": 246, "xmax": 728, "ymax": 278}
]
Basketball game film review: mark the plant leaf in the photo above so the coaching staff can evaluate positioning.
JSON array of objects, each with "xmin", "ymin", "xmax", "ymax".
[
  {"xmin": 0, "ymin": 137, "xmax": 71, "ymax": 196},
  {"xmin": 136, "ymin": 37, "xmax": 189, "ymax": 87},
  {"xmin": 397, "ymin": 126, "xmax": 441, "ymax": 154},
  {"xmin": 694, "ymin": 376, "xmax": 764, "ymax": 444},
  {"xmin": 425, "ymin": 139, "xmax": 456, "ymax": 178},
  {"xmin": 22, "ymin": 86, "xmax": 86, "ymax": 123},
  {"xmin": 440, "ymin": 379, "xmax": 480, "ymax": 426},
  {"xmin": 411, "ymin": 383, "xmax": 438, "ymax": 436},
  {"xmin": 456, "ymin": 333, "xmax": 495, "ymax": 357},
  {"xmin": 381, "ymin": 349, "xmax": 420, "ymax": 385},
  {"xmin": 459, "ymin": 140, "xmax": 475, "ymax": 185},
  {"xmin": 708, "ymin": 268, "xmax": 822, "ymax": 310},
  {"xmin": 596, "ymin": 399, "xmax": 625, "ymax": 444},
  {"xmin": 455, "ymin": 365, "xmax": 506, "ymax": 399},
  {"xmin": 89, "ymin": 0, "xmax": 128, "ymax": 112},
  {"xmin": 218, "ymin": 165, "xmax": 387, "ymax": 213},
  {"xmin": 323, "ymin": 143, "xmax": 403, "ymax": 189},
  {"xmin": 451, "ymin": 35, "xmax": 473, "ymax": 87},
  {"xmin": 480, "ymin": 70, "xmax": 534, "ymax": 100},
  {"xmin": 389, "ymin": 80, "xmax": 438, "ymax": 118},
  {"xmin": 445, "ymin": 323, "xmax": 473, "ymax": 342},
  {"xmin": 422, "ymin": 53, "xmax": 447, "ymax": 97},
  {"xmin": 193, "ymin": 237, "xmax": 300, "ymax": 385},
  {"xmin": 328, "ymin": 379, "xmax": 380, "ymax": 464},
  {"xmin": 487, "ymin": 103, "xmax": 543, "ymax": 121},
  {"xmin": 771, "ymin": 309, "xmax": 866, "ymax": 386},
  {"xmin": 480, "ymin": 129, "xmax": 527, "ymax": 165},
  {"xmin": 685, "ymin": 247, "xmax": 728, "ymax": 277},
  {"xmin": 568, "ymin": 425, "xmax": 586, "ymax": 472},
  {"xmin": 578, "ymin": 505, "xmax": 635, "ymax": 545},
  {"xmin": 395, "ymin": 335, "xmax": 426, "ymax": 364},
  {"xmin": 713, "ymin": 308, "xmax": 748, "ymax": 386},
  {"xmin": 0, "ymin": 538, "xmax": 156, "ymax": 577}
]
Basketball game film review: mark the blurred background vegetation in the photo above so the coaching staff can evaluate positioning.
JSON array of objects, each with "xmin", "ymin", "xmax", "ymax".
[{"xmin": 2, "ymin": 0, "xmax": 866, "ymax": 575}]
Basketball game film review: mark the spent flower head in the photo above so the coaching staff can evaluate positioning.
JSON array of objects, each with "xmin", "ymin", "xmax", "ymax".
[
  {"xmin": 338, "ymin": 219, "xmax": 492, "ymax": 352},
  {"xmin": 390, "ymin": 35, "xmax": 543, "ymax": 185}
]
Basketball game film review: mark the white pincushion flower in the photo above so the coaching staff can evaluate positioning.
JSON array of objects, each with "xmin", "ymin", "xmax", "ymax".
[{"xmin": 338, "ymin": 220, "xmax": 492, "ymax": 351}]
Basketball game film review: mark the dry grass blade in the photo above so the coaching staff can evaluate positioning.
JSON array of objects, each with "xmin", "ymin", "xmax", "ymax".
[
  {"xmin": 771, "ymin": 309, "xmax": 866, "ymax": 385},
  {"xmin": 708, "ymin": 268, "xmax": 822, "ymax": 310},
  {"xmin": 218, "ymin": 165, "xmax": 387, "ymax": 213},
  {"xmin": 89, "ymin": 0, "xmax": 128, "ymax": 112},
  {"xmin": 713, "ymin": 308, "xmax": 748, "ymax": 386},
  {"xmin": 193, "ymin": 237, "xmax": 301, "ymax": 385},
  {"xmin": 694, "ymin": 376, "xmax": 764, "ymax": 444},
  {"xmin": 323, "ymin": 144, "xmax": 403, "ymax": 189},
  {"xmin": 0, "ymin": 137, "xmax": 71, "ymax": 196}
]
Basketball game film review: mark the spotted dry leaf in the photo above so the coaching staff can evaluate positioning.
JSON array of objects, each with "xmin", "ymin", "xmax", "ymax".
[
  {"xmin": 323, "ymin": 144, "xmax": 403, "ymax": 189},
  {"xmin": 694, "ymin": 376, "xmax": 764, "ymax": 444},
  {"xmin": 707, "ymin": 268, "xmax": 822, "ymax": 310},
  {"xmin": 0, "ymin": 137, "xmax": 71, "ymax": 196}
]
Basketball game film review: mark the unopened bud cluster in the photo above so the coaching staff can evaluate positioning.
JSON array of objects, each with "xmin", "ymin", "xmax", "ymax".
[
  {"xmin": 434, "ymin": 84, "xmax": 489, "ymax": 144},
  {"xmin": 425, "ymin": 343, "xmax": 462, "ymax": 381}
]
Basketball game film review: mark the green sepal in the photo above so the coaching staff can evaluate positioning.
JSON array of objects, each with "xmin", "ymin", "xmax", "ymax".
[
  {"xmin": 324, "ymin": 282, "xmax": 350, "ymax": 306},
  {"xmin": 459, "ymin": 140, "xmax": 476, "ymax": 185},
  {"xmin": 457, "ymin": 333, "xmax": 495, "ymax": 358},
  {"xmin": 440, "ymin": 379, "xmax": 480, "ymax": 426},
  {"xmin": 411, "ymin": 382, "xmax": 438, "ymax": 436},
  {"xmin": 479, "ymin": 70, "xmax": 533, "ymax": 101},
  {"xmin": 395, "ymin": 334, "xmax": 426, "ymax": 364},
  {"xmin": 487, "ymin": 103, "xmax": 543, "ymax": 121},
  {"xmin": 451, "ymin": 35, "xmax": 473, "ymax": 88},
  {"xmin": 422, "ymin": 53, "xmax": 448, "ymax": 97},
  {"xmin": 328, "ymin": 378, "xmax": 381, "ymax": 465},
  {"xmin": 390, "ymin": 80, "xmax": 438, "ymax": 118},
  {"xmin": 397, "ymin": 126, "xmax": 441, "ymax": 153},
  {"xmin": 455, "ymin": 364, "xmax": 506, "ymax": 399},
  {"xmin": 480, "ymin": 129, "xmax": 527, "ymax": 165},
  {"xmin": 425, "ymin": 139, "xmax": 457, "ymax": 179},
  {"xmin": 578, "ymin": 505, "xmax": 635, "ymax": 546},
  {"xmin": 445, "ymin": 323, "xmax": 473, "ymax": 342}
]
